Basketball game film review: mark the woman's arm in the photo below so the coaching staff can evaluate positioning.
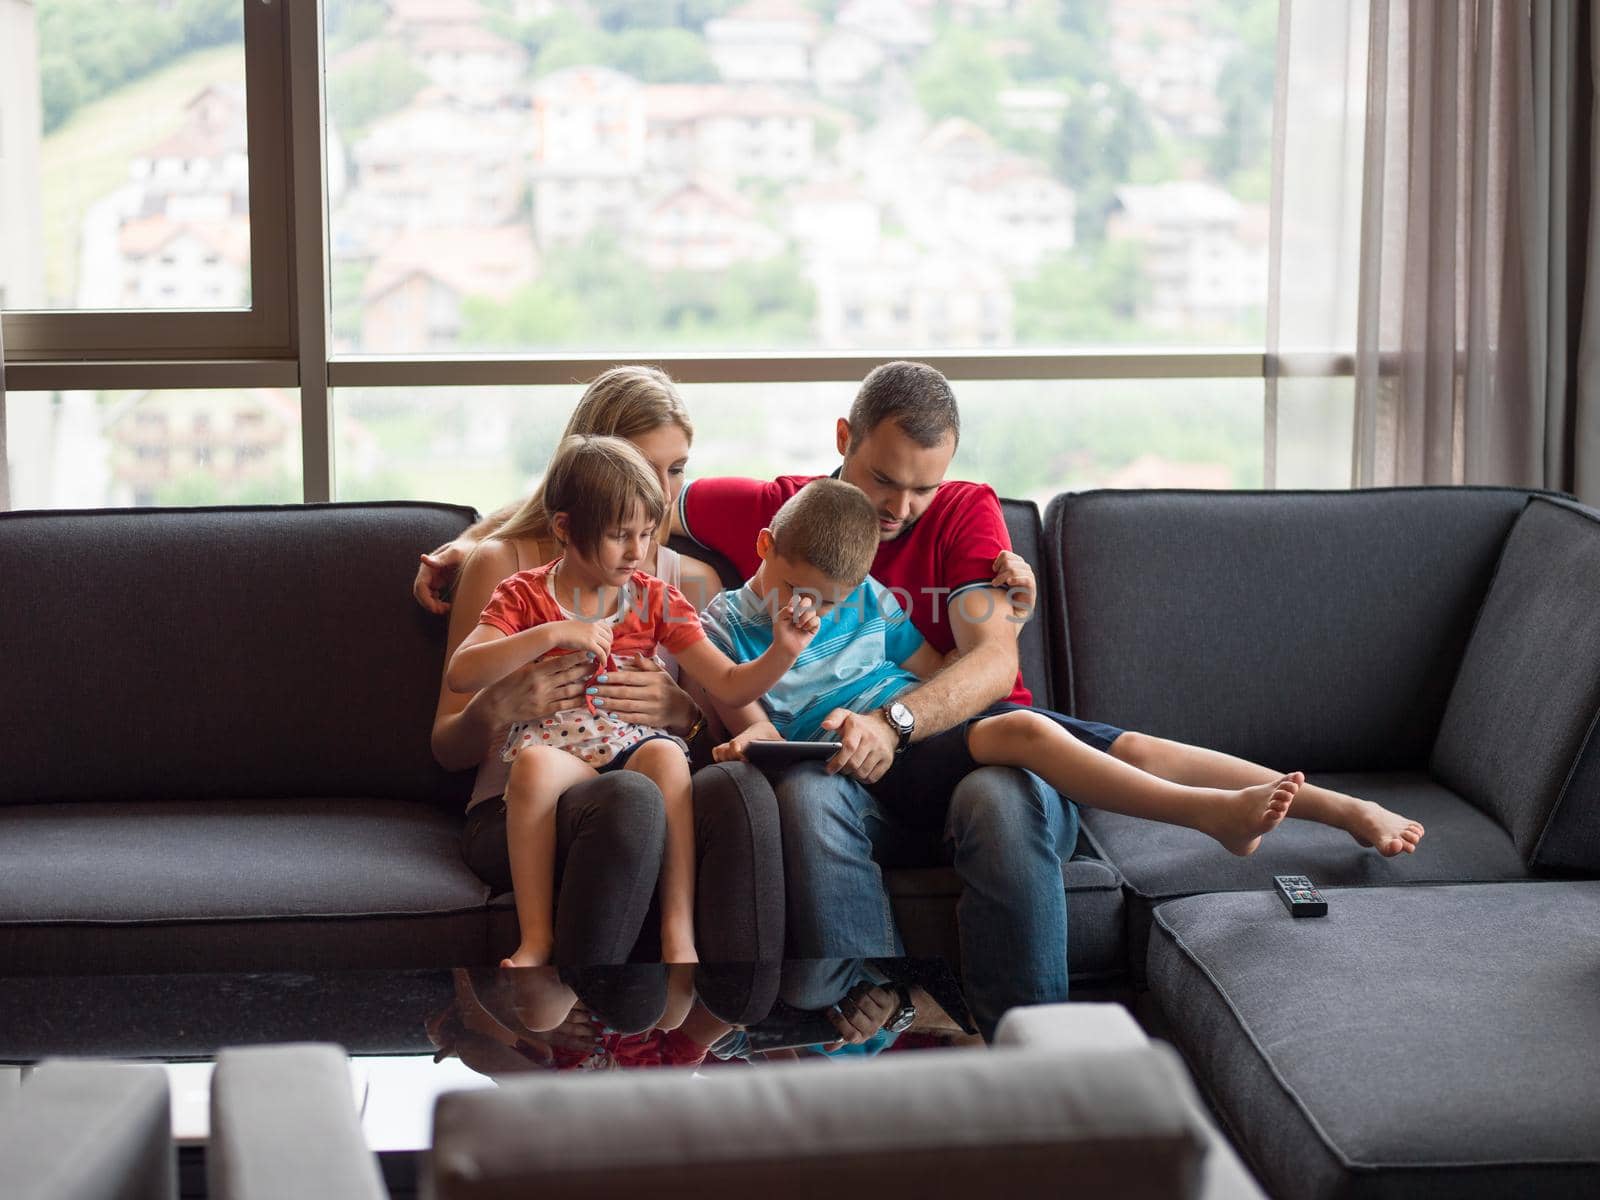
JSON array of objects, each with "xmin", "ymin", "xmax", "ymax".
[
  {"xmin": 413, "ymin": 502, "xmax": 523, "ymax": 613},
  {"xmin": 447, "ymin": 623, "xmax": 572, "ymax": 695},
  {"xmin": 671, "ymin": 552, "xmax": 726, "ymax": 613},
  {"xmin": 431, "ymin": 539, "xmax": 588, "ymax": 771}
]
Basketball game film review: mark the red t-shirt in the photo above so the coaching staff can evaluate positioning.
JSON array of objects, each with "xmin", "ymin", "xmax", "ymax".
[
  {"xmin": 681, "ymin": 475, "xmax": 1030, "ymax": 705},
  {"xmin": 478, "ymin": 561, "xmax": 707, "ymax": 667}
]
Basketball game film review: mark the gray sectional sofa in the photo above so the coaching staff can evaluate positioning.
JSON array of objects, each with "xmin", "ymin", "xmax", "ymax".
[{"xmin": 3, "ymin": 487, "xmax": 1598, "ymax": 1198}]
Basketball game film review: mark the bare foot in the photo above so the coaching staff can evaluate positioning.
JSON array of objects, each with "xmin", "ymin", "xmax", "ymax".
[
  {"xmin": 1208, "ymin": 772, "xmax": 1303, "ymax": 856},
  {"xmin": 500, "ymin": 943, "xmax": 551, "ymax": 969},
  {"xmin": 1344, "ymin": 799, "xmax": 1425, "ymax": 856}
]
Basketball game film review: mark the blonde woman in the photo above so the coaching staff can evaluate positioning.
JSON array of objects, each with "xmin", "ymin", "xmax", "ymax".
[{"xmin": 418, "ymin": 366, "xmax": 777, "ymax": 964}]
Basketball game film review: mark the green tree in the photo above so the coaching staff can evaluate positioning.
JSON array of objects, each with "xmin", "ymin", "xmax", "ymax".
[
  {"xmin": 329, "ymin": 49, "xmax": 428, "ymax": 141},
  {"xmin": 914, "ymin": 29, "xmax": 1009, "ymax": 131},
  {"xmin": 611, "ymin": 28, "xmax": 719, "ymax": 82}
]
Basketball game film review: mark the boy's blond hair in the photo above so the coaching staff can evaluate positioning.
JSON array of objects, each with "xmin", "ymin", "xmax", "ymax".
[
  {"xmin": 542, "ymin": 435, "xmax": 666, "ymax": 559},
  {"xmin": 496, "ymin": 366, "xmax": 691, "ymax": 545},
  {"xmin": 768, "ymin": 479, "xmax": 880, "ymax": 587}
]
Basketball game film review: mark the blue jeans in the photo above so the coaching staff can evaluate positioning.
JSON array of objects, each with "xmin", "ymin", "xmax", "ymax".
[{"xmin": 773, "ymin": 762, "xmax": 1079, "ymax": 1042}]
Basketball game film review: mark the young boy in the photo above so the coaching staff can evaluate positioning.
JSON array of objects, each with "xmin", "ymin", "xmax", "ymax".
[{"xmin": 705, "ymin": 479, "xmax": 1420, "ymax": 857}]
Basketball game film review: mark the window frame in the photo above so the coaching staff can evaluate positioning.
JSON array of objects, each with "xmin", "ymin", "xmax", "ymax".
[{"xmin": 0, "ymin": 0, "xmax": 295, "ymax": 363}]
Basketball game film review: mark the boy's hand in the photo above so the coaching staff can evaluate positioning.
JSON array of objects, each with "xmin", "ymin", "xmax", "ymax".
[
  {"xmin": 990, "ymin": 550, "xmax": 1036, "ymax": 623},
  {"xmin": 712, "ymin": 721, "xmax": 784, "ymax": 763},
  {"xmin": 772, "ymin": 594, "xmax": 820, "ymax": 658},
  {"xmin": 414, "ymin": 541, "xmax": 470, "ymax": 614},
  {"xmin": 818, "ymin": 708, "xmax": 896, "ymax": 783},
  {"xmin": 549, "ymin": 618, "xmax": 613, "ymax": 662}
]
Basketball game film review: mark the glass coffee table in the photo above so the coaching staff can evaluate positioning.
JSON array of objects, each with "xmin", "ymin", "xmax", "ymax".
[{"xmin": 0, "ymin": 959, "xmax": 975, "ymax": 1198}]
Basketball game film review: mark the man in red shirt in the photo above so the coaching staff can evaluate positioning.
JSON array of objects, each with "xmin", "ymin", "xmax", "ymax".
[{"xmin": 680, "ymin": 361, "xmax": 1077, "ymax": 1040}]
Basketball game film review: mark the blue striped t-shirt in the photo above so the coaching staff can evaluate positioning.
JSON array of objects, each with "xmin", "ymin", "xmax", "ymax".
[{"xmin": 701, "ymin": 576, "xmax": 926, "ymax": 741}]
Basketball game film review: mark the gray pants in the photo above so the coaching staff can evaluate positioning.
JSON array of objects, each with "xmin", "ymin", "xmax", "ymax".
[{"xmin": 461, "ymin": 762, "xmax": 783, "ymax": 965}]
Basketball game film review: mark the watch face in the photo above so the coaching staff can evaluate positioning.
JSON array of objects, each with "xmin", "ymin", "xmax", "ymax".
[{"xmin": 889, "ymin": 702, "xmax": 912, "ymax": 730}]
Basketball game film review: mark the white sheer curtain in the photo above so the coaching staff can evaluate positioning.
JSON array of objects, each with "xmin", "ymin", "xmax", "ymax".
[
  {"xmin": 1271, "ymin": 0, "xmax": 1600, "ymax": 500},
  {"xmin": 0, "ymin": 314, "xmax": 9, "ymax": 511}
]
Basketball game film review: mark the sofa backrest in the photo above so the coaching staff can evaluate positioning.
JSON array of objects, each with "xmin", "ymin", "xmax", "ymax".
[
  {"xmin": 0, "ymin": 503, "xmax": 475, "ymax": 809},
  {"xmin": 670, "ymin": 497, "xmax": 1054, "ymax": 710},
  {"xmin": 1431, "ymin": 497, "xmax": 1600, "ymax": 872},
  {"xmin": 1044, "ymin": 487, "xmax": 1545, "ymax": 771}
]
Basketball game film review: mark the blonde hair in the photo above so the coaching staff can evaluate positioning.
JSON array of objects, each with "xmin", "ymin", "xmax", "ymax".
[
  {"xmin": 542, "ymin": 435, "xmax": 667, "ymax": 559},
  {"xmin": 496, "ymin": 366, "xmax": 692, "ymax": 544},
  {"xmin": 768, "ymin": 479, "xmax": 880, "ymax": 588}
]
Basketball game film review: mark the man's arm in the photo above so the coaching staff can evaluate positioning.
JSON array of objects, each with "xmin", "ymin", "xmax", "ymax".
[
  {"xmin": 819, "ymin": 586, "xmax": 1018, "ymax": 783},
  {"xmin": 896, "ymin": 584, "xmax": 1019, "ymax": 739}
]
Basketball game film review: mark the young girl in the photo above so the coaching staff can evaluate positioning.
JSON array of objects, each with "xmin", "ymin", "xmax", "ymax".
[{"xmin": 447, "ymin": 435, "xmax": 818, "ymax": 967}]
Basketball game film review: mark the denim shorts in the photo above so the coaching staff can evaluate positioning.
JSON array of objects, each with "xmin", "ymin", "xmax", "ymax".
[{"xmin": 868, "ymin": 702, "xmax": 1124, "ymax": 827}]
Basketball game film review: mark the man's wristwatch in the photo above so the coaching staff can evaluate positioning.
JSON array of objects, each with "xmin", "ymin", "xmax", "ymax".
[
  {"xmin": 882, "ymin": 984, "xmax": 917, "ymax": 1035},
  {"xmin": 881, "ymin": 700, "xmax": 914, "ymax": 755}
]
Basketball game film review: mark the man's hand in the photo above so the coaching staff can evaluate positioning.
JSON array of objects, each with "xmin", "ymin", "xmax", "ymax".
[
  {"xmin": 414, "ymin": 541, "xmax": 471, "ymax": 614},
  {"xmin": 478, "ymin": 654, "xmax": 591, "ymax": 729},
  {"xmin": 712, "ymin": 720, "xmax": 784, "ymax": 763},
  {"xmin": 818, "ymin": 707, "xmax": 896, "ymax": 783},
  {"xmin": 990, "ymin": 550, "xmax": 1036, "ymax": 623}
]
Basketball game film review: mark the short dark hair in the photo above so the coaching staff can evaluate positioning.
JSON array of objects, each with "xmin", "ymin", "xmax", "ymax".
[
  {"xmin": 846, "ymin": 360, "xmax": 960, "ymax": 449},
  {"xmin": 768, "ymin": 479, "xmax": 880, "ymax": 587},
  {"xmin": 542, "ymin": 434, "xmax": 666, "ymax": 558}
]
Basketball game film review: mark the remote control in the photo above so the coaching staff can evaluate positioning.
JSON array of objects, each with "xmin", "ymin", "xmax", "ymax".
[{"xmin": 1273, "ymin": 875, "xmax": 1328, "ymax": 917}]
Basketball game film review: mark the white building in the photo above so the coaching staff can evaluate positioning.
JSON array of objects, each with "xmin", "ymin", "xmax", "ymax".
[
  {"xmin": 1108, "ymin": 181, "xmax": 1268, "ymax": 331},
  {"xmin": 643, "ymin": 85, "xmax": 817, "ymax": 182},
  {"xmin": 788, "ymin": 179, "xmax": 881, "ymax": 259},
  {"xmin": 532, "ymin": 168, "xmax": 638, "ymax": 248},
  {"xmin": 129, "ymin": 86, "xmax": 250, "ymax": 222},
  {"xmin": 812, "ymin": 28, "xmax": 887, "ymax": 98},
  {"xmin": 705, "ymin": 0, "xmax": 821, "ymax": 84},
  {"xmin": 836, "ymin": 0, "xmax": 933, "ymax": 53},
  {"xmin": 350, "ymin": 98, "xmax": 527, "ymax": 235},
  {"xmin": 1108, "ymin": 0, "xmax": 1227, "ymax": 138},
  {"xmin": 531, "ymin": 65, "xmax": 646, "ymax": 172},
  {"xmin": 629, "ymin": 178, "xmax": 783, "ymax": 272},
  {"xmin": 945, "ymin": 160, "xmax": 1074, "ymax": 275},
  {"xmin": 412, "ymin": 23, "xmax": 528, "ymax": 102},
  {"xmin": 116, "ymin": 217, "xmax": 250, "ymax": 307},
  {"xmin": 812, "ymin": 240, "xmax": 1013, "ymax": 348},
  {"xmin": 360, "ymin": 225, "xmax": 537, "ymax": 352}
]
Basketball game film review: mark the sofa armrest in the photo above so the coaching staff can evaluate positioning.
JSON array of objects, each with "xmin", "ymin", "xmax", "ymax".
[
  {"xmin": 432, "ymin": 1043, "xmax": 1209, "ymax": 1200},
  {"xmin": 997, "ymin": 1003, "xmax": 1269, "ymax": 1200},
  {"xmin": 0, "ymin": 1061, "xmax": 173, "ymax": 1200},
  {"xmin": 207, "ymin": 1044, "xmax": 384, "ymax": 1200}
]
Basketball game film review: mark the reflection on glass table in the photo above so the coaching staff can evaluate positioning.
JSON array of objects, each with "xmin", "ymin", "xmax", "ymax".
[{"xmin": 0, "ymin": 959, "xmax": 975, "ymax": 1076}]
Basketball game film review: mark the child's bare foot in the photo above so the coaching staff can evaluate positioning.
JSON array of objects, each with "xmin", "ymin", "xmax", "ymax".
[
  {"xmin": 499, "ymin": 942, "xmax": 552, "ymax": 969},
  {"xmin": 1344, "ymin": 799, "xmax": 1425, "ymax": 856},
  {"xmin": 1208, "ymin": 772, "xmax": 1302, "ymax": 856}
]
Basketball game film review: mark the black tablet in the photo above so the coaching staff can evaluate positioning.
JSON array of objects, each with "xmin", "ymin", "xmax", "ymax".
[{"xmin": 743, "ymin": 740, "xmax": 840, "ymax": 766}]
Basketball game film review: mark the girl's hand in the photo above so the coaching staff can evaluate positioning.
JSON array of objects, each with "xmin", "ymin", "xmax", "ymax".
[
  {"xmin": 990, "ymin": 550, "xmax": 1036, "ymax": 623},
  {"xmin": 772, "ymin": 594, "xmax": 820, "ymax": 658},
  {"xmin": 548, "ymin": 618, "xmax": 613, "ymax": 661},
  {"xmin": 479, "ymin": 654, "xmax": 591, "ymax": 728},
  {"xmin": 712, "ymin": 721, "xmax": 784, "ymax": 763},
  {"xmin": 590, "ymin": 654, "xmax": 698, "ymax": 730}
]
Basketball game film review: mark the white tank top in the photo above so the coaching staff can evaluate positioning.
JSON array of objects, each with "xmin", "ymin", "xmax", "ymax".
[{"xmin": 468, "ymin": 543, "xmax": 687, "ymax": 807}]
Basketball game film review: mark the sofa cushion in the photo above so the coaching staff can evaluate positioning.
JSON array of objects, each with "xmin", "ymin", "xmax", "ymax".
[
  {"xmin": 1147, "ymin": 882, "xmax": 1600, "ymax": 1200},
  {"xmin": 0, "ymin": 502, "xmax": 475, "ymax": 809},
  {"xmin": 1080, "ymin": 772, "xmax": 1530, "ymax": 983},
  {"xmin": 0, "ymin": 798, "xmax": 491, "ymax": 972},
  {"xmin": 1432, "ymin": 497, "xmax": 1600, "ymax": 873},
  {"xmin": 1045, "ymin": 487, "xmax": 1543, "ymax": 770}
]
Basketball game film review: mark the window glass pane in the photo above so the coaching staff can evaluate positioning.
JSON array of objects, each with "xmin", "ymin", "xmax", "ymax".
[
  {"xmin": 333, "ymin": 378, "xmax": 1270, "ymax": 515},
  {"xmin": 324, "ymin": 0, "xmax": 1277, "ymax": 356},
  {"xmin": 5, "ymin": 388, "xmax": 302, "ymax": 507},
  {"xmin": 0, "ymin": 0, "xmax": 249, "ymax": 311}
]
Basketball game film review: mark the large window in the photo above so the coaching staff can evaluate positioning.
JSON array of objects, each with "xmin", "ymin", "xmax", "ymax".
[
  {"xmin": 3, "ymin": 1, "xmax": 1357, "ymax": 510},
  {"xmin": 325, "ymin": 0, "xmax": 1276, "ymax": 356}
]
